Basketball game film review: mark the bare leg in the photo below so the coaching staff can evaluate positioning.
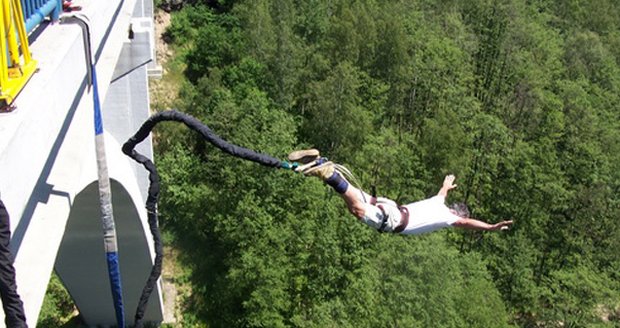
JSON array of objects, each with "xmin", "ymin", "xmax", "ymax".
[{"xmin": 341, "ymin": 185, "xmax": 368, "ymax": 220}]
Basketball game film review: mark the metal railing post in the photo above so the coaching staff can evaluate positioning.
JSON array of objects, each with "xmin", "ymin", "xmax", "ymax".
[{"xmin": 0, "ymin": 0, "xmax": 37, "ymax": 109}]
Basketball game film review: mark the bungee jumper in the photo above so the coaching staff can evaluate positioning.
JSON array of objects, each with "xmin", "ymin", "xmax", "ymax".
[
  {"xmin": 123, "ymin": 110, "xmax": 512, "ymax": 327},
  {"xmin": 288, "ymin": 149, "xmax": 513, "ymax": 234}
]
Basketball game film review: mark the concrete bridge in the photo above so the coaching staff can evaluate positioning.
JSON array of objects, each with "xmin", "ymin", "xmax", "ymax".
[{"xmin": 0, "ymin": 0, "xmax": 165, "ymax": 326}]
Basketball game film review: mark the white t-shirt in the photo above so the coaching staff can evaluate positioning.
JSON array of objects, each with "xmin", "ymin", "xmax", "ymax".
[{"xmin": 401, "ymin": 195, "xmax": 461, "ymax": 235}]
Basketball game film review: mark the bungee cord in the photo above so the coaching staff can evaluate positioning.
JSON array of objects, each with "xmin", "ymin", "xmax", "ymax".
[{"xmin": 122, "ymin": 110, "xmax": 292, "ymax": 327}]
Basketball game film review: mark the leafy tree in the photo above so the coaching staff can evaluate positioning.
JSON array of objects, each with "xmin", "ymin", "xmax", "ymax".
[
  {"xmin": 153, "ymin": 1, "xmax": 620, "ymax": 327},
  {"xmin": 300, "ymin": 61, "xmax": 373, "ymax": 158}
]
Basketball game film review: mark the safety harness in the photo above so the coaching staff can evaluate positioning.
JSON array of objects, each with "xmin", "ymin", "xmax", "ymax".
[{"xmin": 369, "ymin": 194, "xmax": 409, "ymax": 233}]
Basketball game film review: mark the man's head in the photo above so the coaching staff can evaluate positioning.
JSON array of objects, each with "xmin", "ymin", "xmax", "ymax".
[{"xmin": 449, "ymin": 203, "xmax": 470, "ymax": 218}]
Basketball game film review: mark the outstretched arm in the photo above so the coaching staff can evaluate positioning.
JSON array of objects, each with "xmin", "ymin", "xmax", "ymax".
[
  {"xmin": 438, "ymin": 174, "xmax": 457, "ymax": 197},
  {"xmin": 452, "ymin": 218, "xmax": 513, "ymax": 231}
]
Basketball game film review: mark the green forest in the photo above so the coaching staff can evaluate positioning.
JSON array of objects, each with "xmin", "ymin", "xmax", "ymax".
[{"xmin": 151, "ymin": 0, "xmax": 620, "ymax": 327}]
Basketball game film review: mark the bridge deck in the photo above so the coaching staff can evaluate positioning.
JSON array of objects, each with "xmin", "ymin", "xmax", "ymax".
[{"xmin": 0, "ymin": 0, "xmax": 163, "ymax": 326}]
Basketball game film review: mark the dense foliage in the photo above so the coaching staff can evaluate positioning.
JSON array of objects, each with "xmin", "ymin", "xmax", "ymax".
[
  {"xmin": 37, "ymin": 274, "xmax": 79, "ymax": 327},
  {"xmin": 156, "ymin": 0, "xmax": 620, "ymax": 326}
]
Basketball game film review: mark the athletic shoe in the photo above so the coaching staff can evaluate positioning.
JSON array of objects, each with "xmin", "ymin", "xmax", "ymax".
[
  {"xmin": 302, "ymin": 161, "xmax": 335, "ymax": 181},
  {"xmin": 294, "ymin": 156, "xmax": 328, "ymax": 173},
  {"xmin": 288, "ymin": 149, "xmax": 320, "ymax": 164}
]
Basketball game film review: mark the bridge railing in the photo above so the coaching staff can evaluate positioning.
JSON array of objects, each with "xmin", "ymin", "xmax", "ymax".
[
  {"xmin": 0, "ymin": 0, "xmax": 55, "ymax": 109},
  {"xmin": 21, "ymin": 0, "xmax": 62, "ymax": 33}
]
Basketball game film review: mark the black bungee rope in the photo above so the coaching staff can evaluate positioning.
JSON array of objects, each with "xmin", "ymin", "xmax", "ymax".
[{"xmin": 122, "ymin": 110, "xmax": 296, "ymax": 327}]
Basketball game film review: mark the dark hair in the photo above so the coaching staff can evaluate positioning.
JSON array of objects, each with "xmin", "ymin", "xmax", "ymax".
[{"xmin": 449, "ymin": 203, "xmax": 470, "ymax": 218}]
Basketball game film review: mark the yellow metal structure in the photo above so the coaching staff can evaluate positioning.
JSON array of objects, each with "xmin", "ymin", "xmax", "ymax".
[{"xmin": 0, "ymin": 0, "xmax": 37, "ymax": 109}]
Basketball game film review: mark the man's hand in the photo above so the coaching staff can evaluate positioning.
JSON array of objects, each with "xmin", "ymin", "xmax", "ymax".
[
  {"xmin": 438, "ymin": 174, "xmax": 457, "ymax": 197},
  {"xmin": 490, "ymin": 220, "xmax": 513, "ymax": 231},
  {"xmin": 443, "ymin": 174, "xmax": 457, "ymax": 190}
]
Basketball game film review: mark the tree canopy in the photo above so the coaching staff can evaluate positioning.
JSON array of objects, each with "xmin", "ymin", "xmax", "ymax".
[{"xmin": 156, "ymin": 0, "xmax": 620, "ymax": 326}]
